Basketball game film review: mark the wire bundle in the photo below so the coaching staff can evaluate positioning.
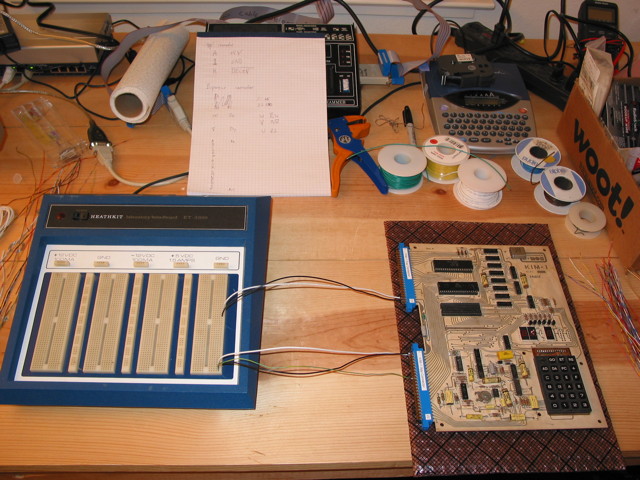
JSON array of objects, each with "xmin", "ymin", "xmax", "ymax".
[
  {"xmin": 219, "ymin": 347, "xmax": 405, "ymax": 378},
  {"xmin": 0, "ymin": 155, "xmax": 82, "ymax": 329},
  {"xmin": 0, "ymin": 206, "xmax": 15, "ymax": 238},
  {"xmin": 223, "ymin": 275, "xmax": 399, "ymax": 315},
  {"xmin": 599, "ymin": 262, "xmax": 640, "ymax": 374},
  {"xmin": 569, "ymin": 258, "xmax": 640, "ymax": 375}
]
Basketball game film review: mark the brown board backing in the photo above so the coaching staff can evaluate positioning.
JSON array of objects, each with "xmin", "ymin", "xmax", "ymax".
[{"xmin": 384, "ymin": 220, "xmax": 624, "ymax": 476}]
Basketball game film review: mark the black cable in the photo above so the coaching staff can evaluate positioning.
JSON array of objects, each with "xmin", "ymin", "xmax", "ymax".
[
  {"xmin": 244, "ymin": 0, "xmax": 379, "ymax": 54},
  {"xmin": 361, "ymin": 81, "xmax": 420, "ymax": 117},
  {"xmin": 411, "ymin": 0, "xmax": 443, "ymax": 36},
  {"xmin": 245, "ymin": 0, "xmax": 319, "ymax": 23},
  {"xmin": 542, "ymin": 10, "xmax": 569, "ymax": 63},
  {"xmin": 226, "ymin": 352, "xmax": 404, "ymax": 377},
  {"xmin": 132, "ymin": 172, "xmax": 190, "ymax": 194},
  {"xmin": 490, "ymin": 0, "xmax": 512, "ymax": 45},
  {"xmin": 563, "ymin": 12, "xmax": 634, "ymax": 77},
  {"xmin": 73, "ymin": 80, "xmax": 121, "ymax": 121},
  {"xmin": 165, "ymin": 55, "xmax": 195, "ymax": 94},
  {"xmin": 332, "ymin": 0, "xmax": 377, "ymax": 53},
  {"xmin": 23, "ymin": 0, "xmax": 118, "ymax": 46},
  {"xmin": 223, "ymin": 274, "xmax": 399, "ymax": 315},
  {"xmin": 112, "ymin": 19, "xmax": 141, "ymax": 30},
  {"xmin": 22, "ymin": 74, "xmax": 77, "ymax": 98},
  {"xmin": 448, "ymin": 1, "xmax": 563, "ymax": 66}
]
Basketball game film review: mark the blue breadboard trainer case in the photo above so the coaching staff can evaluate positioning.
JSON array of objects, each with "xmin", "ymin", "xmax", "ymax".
[{"xmin": 0, "ymin": 194, "xmax": 271, "ymax": 409}]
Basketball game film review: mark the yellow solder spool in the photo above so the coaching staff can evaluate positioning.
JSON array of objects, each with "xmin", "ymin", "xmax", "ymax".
[{"xmin": 422, "ymin": 135, "xmax": 470, "ymax": 184}]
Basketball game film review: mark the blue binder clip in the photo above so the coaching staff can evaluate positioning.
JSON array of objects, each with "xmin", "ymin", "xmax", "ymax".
[{"xmin": 378, "ymin": 49, "xmax": 404, "ymax": 85}]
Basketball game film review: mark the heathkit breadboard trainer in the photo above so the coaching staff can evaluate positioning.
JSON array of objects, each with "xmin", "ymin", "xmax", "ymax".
[
  {"xmin": 400, "ymin": 243, "xmax": 606, "ymax": 431},
  {"xmin": 0, "ymin": 194, "xmax": 271, "ymax": 409}
]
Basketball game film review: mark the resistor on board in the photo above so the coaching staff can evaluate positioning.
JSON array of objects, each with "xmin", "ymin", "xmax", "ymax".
[{"xmin": 501, "ymin": 388, "xmax": 513, "ymax": 407}]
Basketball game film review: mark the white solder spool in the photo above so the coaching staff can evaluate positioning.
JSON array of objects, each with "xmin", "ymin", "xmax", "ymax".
[
  {"xmin": 453, "ymin": 157, "xmax": 507, "ymax": 210},
  {"xmin": 534, "ymin": 166, "xmax": 587, "ymax": 215},
  {"xmin": 511, "ymin": 137, "xmax": 562, "ymax": 183},
  {"xmin": 422, "ymin": 135, "xmax": 470, "ymax": 184},
  {"xmin": 377, "ymin": 145, "xmax": 427, "ymax": 194},
  {"xmin": 565, "ymin": 202, "xmax": 607, "ymax": 239}
]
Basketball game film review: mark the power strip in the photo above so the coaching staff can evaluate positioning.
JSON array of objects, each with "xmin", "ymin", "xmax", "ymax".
[{"xmin": 455, "ymin": 22, "xmax": 574, "ymax": 109}]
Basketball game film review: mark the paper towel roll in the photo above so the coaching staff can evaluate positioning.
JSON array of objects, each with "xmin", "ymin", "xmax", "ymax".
[{"xmin": 110, "ymin": 24, "xmax": 189, "ymax": 124}]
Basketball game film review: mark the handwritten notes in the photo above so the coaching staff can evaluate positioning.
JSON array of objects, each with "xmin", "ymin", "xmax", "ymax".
[{"xmin": 187, "ymin": 34, "xmax": 331, "ymax": 196}]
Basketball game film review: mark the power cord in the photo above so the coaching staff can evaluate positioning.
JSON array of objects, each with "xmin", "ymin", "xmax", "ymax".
[{"xmin": 244, "ymin": 0, "xmax": 379, "ymax": 54}]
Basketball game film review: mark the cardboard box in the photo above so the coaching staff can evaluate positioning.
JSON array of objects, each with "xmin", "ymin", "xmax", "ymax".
[{"xmin": 558, "ymin": 81, "xmax": 640, "ymax": 270}]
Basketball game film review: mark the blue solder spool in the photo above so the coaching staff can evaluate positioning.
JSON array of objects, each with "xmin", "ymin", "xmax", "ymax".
[
  {"xmin": 510, "ymin": 137, "xmax": 561, "ymax": 183},
  {"xmin": 534, "ymin": 166, "xmax": 587, "ymax": 215}
]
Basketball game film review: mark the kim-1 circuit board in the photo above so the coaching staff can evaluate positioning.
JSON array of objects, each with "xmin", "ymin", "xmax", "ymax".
[{"xmin": 407, "ymin": 243, "xmax": 606, "ymax": 431}]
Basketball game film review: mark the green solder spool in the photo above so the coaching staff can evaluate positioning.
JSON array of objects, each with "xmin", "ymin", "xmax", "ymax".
[{"xmin": 377, "ymin": 145, "xmax": 427, "ymax": 195}]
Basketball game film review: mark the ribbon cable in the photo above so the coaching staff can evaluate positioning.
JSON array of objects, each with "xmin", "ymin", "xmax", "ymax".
[
  {"xmin": 379, "ymin": 0, "xmax": 451, "ymax": 81},
  {"xmin": 221, "ymin": 0, "xmax": 334, "ymax": 24},
  {"xmin": 101, "ymin": 0, "xmax": 334, "ymax": 120}
]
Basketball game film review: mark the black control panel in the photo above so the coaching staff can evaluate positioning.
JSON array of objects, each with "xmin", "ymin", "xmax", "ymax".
[
  {"xmin": 208, "ymin": 23, "xmax": 360, "ymax": 117},
  {"xmin": 283, "ymin": 24, "xmax": 360, "ymax": 117}
]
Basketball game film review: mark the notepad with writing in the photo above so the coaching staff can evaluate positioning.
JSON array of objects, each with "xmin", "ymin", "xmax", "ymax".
[{"xmin": 187, "ymin": 33, "xmax": 331, "ymax": 197}]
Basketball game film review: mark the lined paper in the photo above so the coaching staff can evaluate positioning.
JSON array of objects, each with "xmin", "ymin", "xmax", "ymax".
[{"xmin": 187, "ymin": 34, "xmax": 331, "ymax": 197}]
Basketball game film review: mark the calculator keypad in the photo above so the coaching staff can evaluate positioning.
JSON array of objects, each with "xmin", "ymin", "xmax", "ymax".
[{"xmin": 534, "ymin": 354, "xmax": 592, "ymax": 415}]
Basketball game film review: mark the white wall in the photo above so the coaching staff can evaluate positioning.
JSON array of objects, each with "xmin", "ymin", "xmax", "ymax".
[{"xmin": 8, "ymin": 0, "xmax": 640, "ymax": 42}]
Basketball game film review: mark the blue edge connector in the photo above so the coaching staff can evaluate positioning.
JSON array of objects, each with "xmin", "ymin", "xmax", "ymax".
[
  {"xmin": 399, "ymin": 243, "xmax": 433, "ymax": 430},
  {"xmin": 411, "ymin": 343, "xmax": 433, "ymax": 431},
  {"xmin": 399, "ymin": 243, "xmax": 416, "ymax": 314}
]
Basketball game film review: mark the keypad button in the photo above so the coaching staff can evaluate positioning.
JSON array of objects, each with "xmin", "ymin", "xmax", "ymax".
[{"xmin": 534, "ymin": 354, "xmax": 592, "ymax": 415}]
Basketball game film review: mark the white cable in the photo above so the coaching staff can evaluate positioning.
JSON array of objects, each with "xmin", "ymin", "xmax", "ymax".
[
  {"xmin": 164, "ymin": 91, "xmax": 192, "ymax": 134},
  {"xmin": 0, "ymin": 206, "xmax": 15, "ymax": 238},
  {"xmin": 219, "ymin": 346, "xmax": 402, "ymax": 365},
  {"xmin": 4, "ymin": 72, "xmax": 30, "ymax": 90},
  {"xmin": 92, "ymin": 144, "xmax": 184, "ymax": 188},
  {"xmin": 225, "ymin": 281, "xmax": 400, "ymax": 307}
]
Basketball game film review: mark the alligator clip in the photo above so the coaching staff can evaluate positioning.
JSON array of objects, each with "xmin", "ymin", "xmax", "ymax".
[{"xmin": 328, "ymin": 115, "xmax": 389, "ymax": 197}]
